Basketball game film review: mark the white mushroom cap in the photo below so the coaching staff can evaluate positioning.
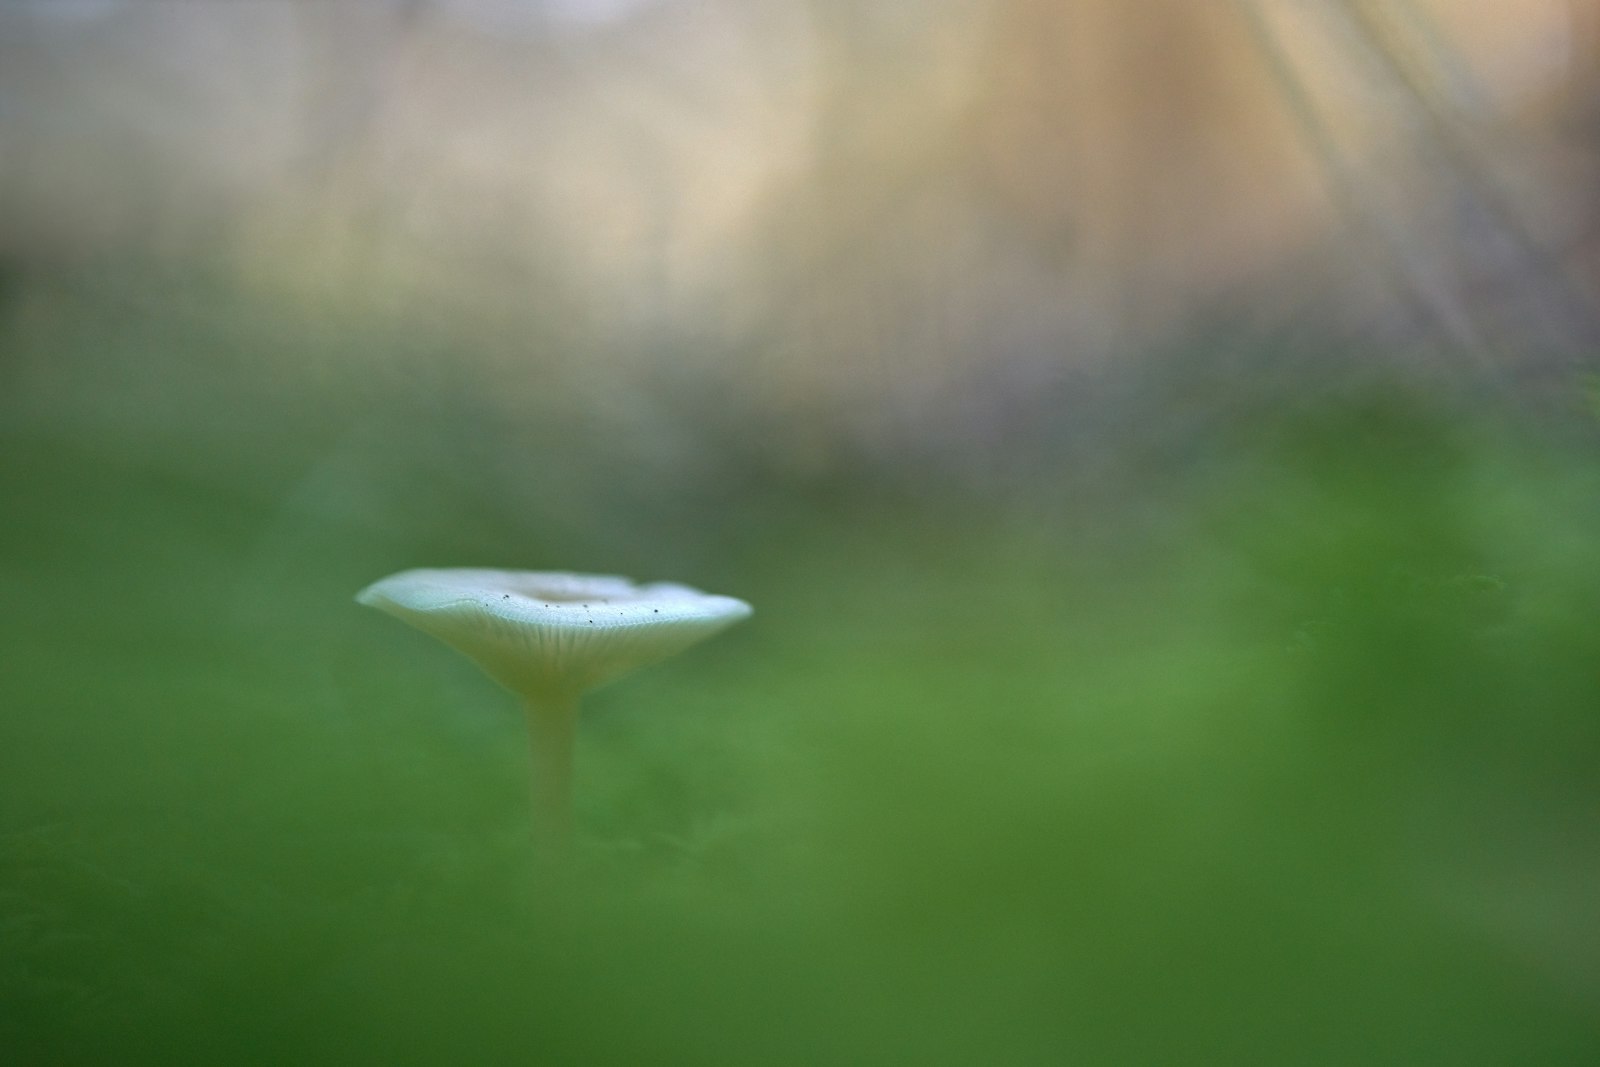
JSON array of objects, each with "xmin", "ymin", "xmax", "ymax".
[{"xmin": 356, "ymin": 569, "xmax": 752, "ymax": 698}]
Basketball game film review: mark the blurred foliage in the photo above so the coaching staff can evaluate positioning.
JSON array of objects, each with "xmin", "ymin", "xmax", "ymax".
[{"xmin": 3, "ymin": 273, "xmax": 1600, "ymax": 1065}]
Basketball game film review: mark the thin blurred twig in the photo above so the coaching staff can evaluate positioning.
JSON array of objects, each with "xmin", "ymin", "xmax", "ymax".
[
  {"xmin": 1233, "ymin": 0, "xmax": 1500, "ymax": 370},
  {"xmin": 1340, "ymin": 0, "xmax": 1600, "ymax": 363}
]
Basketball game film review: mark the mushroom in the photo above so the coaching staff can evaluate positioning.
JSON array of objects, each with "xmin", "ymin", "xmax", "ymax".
[{"xmin": 356, "ymin": 569, "xmax": 752, "ymax": 851}]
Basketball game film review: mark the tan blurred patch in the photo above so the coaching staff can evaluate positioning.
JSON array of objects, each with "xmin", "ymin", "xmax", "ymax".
[{"xmin": 3, "ymin": 1, "xmax": 1598, "ymax": 448}]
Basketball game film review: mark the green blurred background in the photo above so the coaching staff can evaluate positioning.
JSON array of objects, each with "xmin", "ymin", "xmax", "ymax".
[{"xmin": 4, "ymin": 2, "xmax": 1600, "ymax": 1064}]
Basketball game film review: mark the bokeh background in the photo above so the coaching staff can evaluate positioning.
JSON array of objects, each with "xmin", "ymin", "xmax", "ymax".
[{"xmin": 4, "ymin": 2, "xmax": 1600, "ymax": 1063}]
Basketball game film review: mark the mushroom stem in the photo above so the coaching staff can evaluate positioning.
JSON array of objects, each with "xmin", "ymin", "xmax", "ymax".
[
  {"xmin": 521, "ymin": 691, "xmax": 580, "ymax": 854},
  {"xmin": 358, "ymin": 569, "xmax": 750, "ymax": 859}
]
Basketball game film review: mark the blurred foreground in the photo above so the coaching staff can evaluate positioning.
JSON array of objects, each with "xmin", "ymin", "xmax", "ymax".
[{"xmin": 3, "ymin": 271, "xmax": 1600, "ymax": 1064}]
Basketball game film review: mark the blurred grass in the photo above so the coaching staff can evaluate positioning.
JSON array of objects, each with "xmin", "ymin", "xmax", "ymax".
[{"xmin": 2, "ymin": 274, "xmax": 1600, "ymax": 1064}]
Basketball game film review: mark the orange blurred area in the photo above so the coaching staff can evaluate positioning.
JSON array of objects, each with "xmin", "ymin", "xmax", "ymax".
[{"xmin": 2, "ymin": 1, "xmax": 1598, "ymax": 463}]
